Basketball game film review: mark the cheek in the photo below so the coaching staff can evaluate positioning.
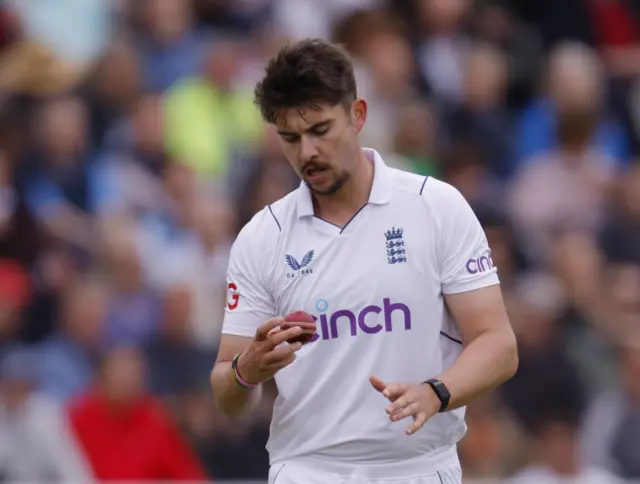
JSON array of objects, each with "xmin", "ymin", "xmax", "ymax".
[
  {"xmin": 279, "ymin": 142, "xmax": 300, "ymax": 167},
  {"xmin": 323, "ymin": 130, "xmax": 352, "ymax": 156}
]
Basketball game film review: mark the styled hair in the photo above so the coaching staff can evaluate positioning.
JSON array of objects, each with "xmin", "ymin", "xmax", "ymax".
[{"xmin": 254, "ymin": 38, "xmax": 357, "ymax": 124}]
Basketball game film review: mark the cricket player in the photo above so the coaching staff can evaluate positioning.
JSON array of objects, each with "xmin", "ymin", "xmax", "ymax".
[{"xmin": 210, "ymin": 38, "xmax": 518, "ymax": 484}]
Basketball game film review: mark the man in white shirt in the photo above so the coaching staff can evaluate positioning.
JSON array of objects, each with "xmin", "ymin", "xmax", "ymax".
[
  {"xmin": 0, "ymin": 347, "xmax": 94, "ymax": 482},
  {"xmin": 210, "ymin": 38, "xmax": 518, "ymax": 484}
]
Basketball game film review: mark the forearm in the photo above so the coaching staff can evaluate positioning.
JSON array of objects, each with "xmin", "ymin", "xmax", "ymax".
[
  {"xmin": 210, "ymin": 361, "xmax": 262, "ymax": 417},
  {"xmin": 437, "ymin": 330, "xmax": 518, "ymax": 410}
]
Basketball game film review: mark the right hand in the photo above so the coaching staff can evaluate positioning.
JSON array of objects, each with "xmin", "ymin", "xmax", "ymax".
[{"xmin": 236, "ymin": 317, "xmax": 305, "ymax": 385}]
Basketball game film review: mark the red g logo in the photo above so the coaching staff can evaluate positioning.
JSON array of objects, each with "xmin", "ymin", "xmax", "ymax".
[{"xmin": 227, "ymin": 282, "xmax": 239, "ymax": 310}]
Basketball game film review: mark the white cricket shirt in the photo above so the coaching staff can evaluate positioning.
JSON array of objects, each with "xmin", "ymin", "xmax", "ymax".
[{"xmin": 222, "ymin": 148, "xmax": 499, "ymax": 469}]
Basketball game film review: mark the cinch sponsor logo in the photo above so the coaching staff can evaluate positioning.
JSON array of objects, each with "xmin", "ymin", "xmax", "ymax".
[
  {"xmin": 466, "ymin": 249, "xmax": 494, "ymax": 275},
  {"xmin": 308, "ymin": 298, "xmax": 412, "ymax": 342}
]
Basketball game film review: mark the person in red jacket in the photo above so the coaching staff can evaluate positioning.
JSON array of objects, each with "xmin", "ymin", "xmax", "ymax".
[{"xmin": 68, "ymin": 345, "xmax": 208, "ymax": 482}]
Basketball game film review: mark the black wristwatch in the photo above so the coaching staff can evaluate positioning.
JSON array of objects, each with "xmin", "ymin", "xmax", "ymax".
[{"xmin": 423, "ymin": 378, "xmax": 451, "ymax": 413}]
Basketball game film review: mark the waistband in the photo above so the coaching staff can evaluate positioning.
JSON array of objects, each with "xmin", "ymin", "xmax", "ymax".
[{"xmin": 273, "ymin": 445, "xmax": 459, "ymax": 479}]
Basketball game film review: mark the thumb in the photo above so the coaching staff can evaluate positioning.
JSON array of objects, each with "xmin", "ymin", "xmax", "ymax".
[{"xmin": 369, "ymin": 375, "xmax": 387, "ymax": 393}]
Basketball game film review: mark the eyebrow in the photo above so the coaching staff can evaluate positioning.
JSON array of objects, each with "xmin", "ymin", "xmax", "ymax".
[{"xmin": 277, "ymin": 120, "xmax": 331, "ymax": 137}]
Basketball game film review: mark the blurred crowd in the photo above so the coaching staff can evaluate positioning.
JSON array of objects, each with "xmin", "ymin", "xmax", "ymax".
[{"xmin": 0, "ymin": 0, "xmax": 639, "ymax": 482}]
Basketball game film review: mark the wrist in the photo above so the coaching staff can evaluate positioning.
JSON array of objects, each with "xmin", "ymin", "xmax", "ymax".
[
  {"xmin": 231, "ymin": 353, "xmax": 259, "ymax": 390},
  {"xmin": 422, "ymin": 378, "xmax": 451, "ymax": 413}
]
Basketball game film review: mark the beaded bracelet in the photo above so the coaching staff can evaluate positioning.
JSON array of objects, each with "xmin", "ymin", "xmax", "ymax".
[{"xmin": 231, "ymin": 353, "xmax": 258, "ymax": 390}]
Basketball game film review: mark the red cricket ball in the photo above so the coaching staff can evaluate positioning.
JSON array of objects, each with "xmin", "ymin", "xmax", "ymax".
[{"xmin": 281, "ymin": 311, "xmax": 316, "ymax": 345}]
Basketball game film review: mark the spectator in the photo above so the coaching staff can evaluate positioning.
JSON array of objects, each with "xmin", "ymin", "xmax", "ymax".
[
  {"xmin": 23, "ymin": 95, "xmax": 102, "ymax": 252},
  {"xmin": 507, "ymin": 335, "xmax": 618, "ymax": 483},
  {"xmin": 37, "ymin": 277, "xmax": 107, "ymax": 402},
  {"xmin": 101, "ymin": 232, "xmax": 160, "ymax": 347},
  {"xmin": 95, "ymin": 93, "xmax": 169, "ymax": 219},
  {"xmin": 470, "ymin": 3, "xmax": 543, "ymax": 109},
  {"xmin": 138, "ymin": 0, "xmax": 205, "ymax": 92},
  {"xmin": 509, "ymin": 102, "xmax": 615, "ymax": 265},
  {"xmin": 414, "ymin": 0, "xmax": 472, "ymax": 105},
  {"xmin": 388, "ymin": 100, "xmax": 439, "ymax": 176},
  {"xmin": 0, "ymin": 346, "xmax": 94, "ymax": 482},
  {"xmin": 174, "ymin": 195, "xmax": 234, "ymax": 349},
  {"xmin": 145, "ymin": 283, "xmax": 214, "ymax": 398},
  {"xmin": 581, "ymin": 336, "xmax": 640, "ymax": 479},
  {"xmin": 444, "ymin": 43, "xmax": 514, "ymax": 178},
  {"xmin": 164, "ymin": 36, "xmax": 264, "ymax": 180},
  {"xmin": 68, "ymin": 345, "xmax": 207, "ymax": 481},
  {"xmin": 515, "ymin": 42, "xmax": 630, "ymax": 173},
  {"xmin": 83, "ymin": 39, "xmax": 143, "ymax": 151}
]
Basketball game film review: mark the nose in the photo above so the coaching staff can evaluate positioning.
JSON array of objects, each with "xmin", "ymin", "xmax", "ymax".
[{"xmin": 299, "ymin": 135, "xmax": 319, "ymax": 163}]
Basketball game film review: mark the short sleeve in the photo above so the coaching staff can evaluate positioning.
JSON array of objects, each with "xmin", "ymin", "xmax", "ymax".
[
  {"xmin": 221, "ymin": 212, "xmax": 278, "ymax": 337},
  {"xmin": 430, "ymin": 181, "xmax": 500, "ymax": 294}
]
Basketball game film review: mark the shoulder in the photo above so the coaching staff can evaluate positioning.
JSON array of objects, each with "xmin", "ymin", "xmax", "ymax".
[
  {"xmin": 388, "ymin": 169, "xmax": 469, "ymax": 215},
  {"xmin": 387, "ymin": 167, "xmax": 430, "ymax": 197}
]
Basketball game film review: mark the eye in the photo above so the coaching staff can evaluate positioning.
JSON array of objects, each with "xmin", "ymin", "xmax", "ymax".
[
  {"xmin": 312, "ymin": 126, "xmax": 329, "ymax": 136},
  {"xmin": 282, "ymin": 135, "xmax": 299, "ymax": 144}
]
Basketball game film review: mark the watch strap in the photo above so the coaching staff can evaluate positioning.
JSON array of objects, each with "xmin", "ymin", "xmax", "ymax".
[{"xmin": 423, "ymin": 378, "xmax": 451, "ymax": 412}]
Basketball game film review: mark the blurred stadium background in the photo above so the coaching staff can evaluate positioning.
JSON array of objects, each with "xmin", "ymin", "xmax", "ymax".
[{"xmin": 0, "ymin": 0, "xmax": 639, "ymax": 482}]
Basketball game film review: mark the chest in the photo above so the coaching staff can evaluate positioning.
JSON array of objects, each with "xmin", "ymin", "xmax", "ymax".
[{"xmin": 270, "ymin": 206, "xmax": 440, "ymax": 326}]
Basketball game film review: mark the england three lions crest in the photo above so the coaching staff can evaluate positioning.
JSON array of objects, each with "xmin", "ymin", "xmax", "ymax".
[{"xmin": 385, "ymin": 227, "xmax": 407, "ymax": 264}]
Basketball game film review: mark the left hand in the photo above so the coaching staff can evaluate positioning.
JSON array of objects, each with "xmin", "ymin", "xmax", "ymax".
[{"xmin": 370, "ymin": 375, "xmax": 441, "ymax": 436}]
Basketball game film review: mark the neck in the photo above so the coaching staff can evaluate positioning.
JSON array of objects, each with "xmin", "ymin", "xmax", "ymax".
[{"xmin": 313, "ymin": 150, "xmax": 373, "ymax": 223}]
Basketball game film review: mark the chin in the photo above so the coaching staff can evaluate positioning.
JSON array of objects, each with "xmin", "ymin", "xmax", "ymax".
[
  {"xmin": 307, "ymin": 177, "xmax": 347, "ymax": 196},
  {"xmin": 311, "ymin": 184, "xmax": 341, "ymax": 196}
]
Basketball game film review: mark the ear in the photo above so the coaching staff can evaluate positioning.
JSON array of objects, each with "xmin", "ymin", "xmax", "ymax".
[{"xmin": 351, "ymin": 98, "xmax": 368, "ymax": 133}]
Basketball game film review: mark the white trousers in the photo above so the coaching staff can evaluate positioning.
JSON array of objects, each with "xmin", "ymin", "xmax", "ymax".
[{"xmin": 268, "ymin": 461, "xmax": 462, "ymax": 484}]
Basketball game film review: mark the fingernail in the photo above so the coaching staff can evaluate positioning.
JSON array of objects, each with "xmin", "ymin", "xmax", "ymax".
[
  {"xmin": 383, "ymin": 390, "xmax": 390, "ymax": 398},
  {"xmin": 295, "ymin": 343, "xmax": 302, "ymax": 350}
]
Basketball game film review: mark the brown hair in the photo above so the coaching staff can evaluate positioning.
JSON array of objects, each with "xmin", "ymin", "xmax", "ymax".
[{"xmin": 254, "ymin": 38, "xmax": 357, "ymax": 124}]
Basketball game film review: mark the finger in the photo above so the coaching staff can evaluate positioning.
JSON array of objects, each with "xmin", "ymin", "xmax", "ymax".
[
  {"xmin": 382, "ymin": 383, "xmax": 409, "ymax": 401},
  {"xmin": 263, "ymin": 342, "xmax": 303, "ymax": 366},
  {"xmin": 386, "ymin": 394, "xmax": 412, "ymax": 415},
  {"xmin": 269, "ymin": 352, "xmax": 298, "ymax": 372},
  {"xmin": 267, "ymin": 326, "xmax": 303, "ymax": 347},
  {"xmin": 255, "ymin": 317, "xmax": 285, "ymax": 341},
  {"xmin": 390, "ymin": 402, "xmax": 420, "ymax": 422},
  {"xmin": 405, "ymin": 413, "xmax": 428, "ymax": 436},
  {"xmin": 369, "ymin": 375, "xmax": 387, "ymax": 393}
]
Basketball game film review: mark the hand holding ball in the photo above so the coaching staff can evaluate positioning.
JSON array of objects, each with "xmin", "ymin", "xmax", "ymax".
[{"xmin": 279, "ymin": 311, "xmax": 316, "ymax": 345}]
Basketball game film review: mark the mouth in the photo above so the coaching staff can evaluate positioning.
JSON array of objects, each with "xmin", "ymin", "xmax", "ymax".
[{"xmin": 304, "ymin": 166, "xmax": 329, "ymax": 181}]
